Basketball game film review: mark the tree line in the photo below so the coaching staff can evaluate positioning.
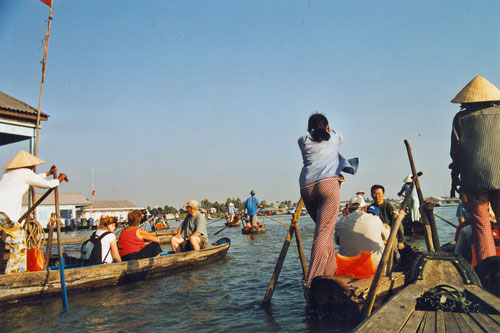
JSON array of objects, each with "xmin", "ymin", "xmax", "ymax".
[{"xmin": 147, "ymin": 199, "xmax": 299, "ymax": 215}]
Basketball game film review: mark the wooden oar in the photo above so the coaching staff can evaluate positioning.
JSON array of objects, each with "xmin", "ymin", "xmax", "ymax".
[
  {"xmin": 257, "ymin": 213, "xmax": 288, "ymax": 228},
  {"xmin": 263, "ymin": 198, "xmax": 306, "ymax": 304},
  {"xmin": 53, "ymin": 171, "xmax": 68, "ymax": 312},
  {"xmin": 405, "ymin": 140, "xmax": 437, "ymax": 252},
  {"xmin": 362, "ymin": 182, "xmax": 413, "ymax": 318},
  {"xmin": 213, "ymin": 225, "xmax": 227, "ymax": 236},
  {"xmin": 207, "ymin": 216, "xmax": 227, "ymax": 225},
  {"xmin": 433, "ymin": 213, "xmax": 458, "ymax": 229}
]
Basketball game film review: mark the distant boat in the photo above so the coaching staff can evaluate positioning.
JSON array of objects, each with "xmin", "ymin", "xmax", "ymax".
[{"xmin": 429, "ymin": 196, "xmax": 461, "ymax": 207}]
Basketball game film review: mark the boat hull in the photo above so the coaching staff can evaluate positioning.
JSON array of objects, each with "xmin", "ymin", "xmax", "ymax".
[
  {"xmin": 241, "ymin": 225, "xmax": 266, "ymax": 234},
  {"xmin": 0, "ymin": 238, "xmax": 230, "ymax": 304}
]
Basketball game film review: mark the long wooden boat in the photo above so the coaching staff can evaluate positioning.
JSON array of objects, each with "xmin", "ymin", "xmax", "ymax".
[
  {"xmin": 0, "ymin": 237, "xmax": 230, "ymax": 305},
  {"xmin": 355, "ymin": 252, "xmax": 500, "ymax": 332},
  {"xmin": 241, "ymin": 225, "xmax": 266, "ymax": 234}
]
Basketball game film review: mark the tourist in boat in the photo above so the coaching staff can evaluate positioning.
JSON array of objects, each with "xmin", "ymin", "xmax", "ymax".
[
  {"xmin": 335, "ymin": 196, "xmax": 389, "ymax": 266},
  {"xmin": 398, "ymin": 175, "xmax": 420, "ymax": 224},
  {"xmin": 0, "ymin": 150, "xmax": 67, "ymax": 274},
  {"xmin": 170, "ymin": 200, "xmax": 208, "ymax": 252},
  {"xmin": 96, "ymin": 216, "xmax": 121, "ymax": 264},
  {"xmin": 244, "ymin": 190, "xmax": 262, "ymax": 229},
  {"xmin": 298, "ymin": 113, "xmax": 358, "ymax": 287},
  {"xmin": 449, "ymin": 75, "xmax": 500, "ymax": 262},
  {"xmin": 369, "ymin": 184, "xmax": 405, "ymax": 251},
  {"xmin": 118, "ymin": 209, "xmax": 162, "ymax": 261},
  {"xmin": 227, "ymin": 202, "xmax": 236, "ymax": 223}
]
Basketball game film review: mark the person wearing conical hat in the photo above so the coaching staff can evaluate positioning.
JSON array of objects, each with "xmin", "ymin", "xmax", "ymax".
[
  {"xmin": 449, "ymin": 75, "xmax": 500, "ymax": 263},
  {"xmin": 397, "ymin": 175, "xmax": 420, "ymax": 225},
  {"xmin": 0, "ymin": 150, "xmax": 68, "ymax": 274},
  {"xmin": 227, "ymin": 202, "xmax": 236, "ymax": 223}
]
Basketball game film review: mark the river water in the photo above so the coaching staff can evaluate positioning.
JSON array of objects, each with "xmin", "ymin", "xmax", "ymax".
[{"xmin": 3, "ymin": 206, "xmax": 458, "ymax": 332}]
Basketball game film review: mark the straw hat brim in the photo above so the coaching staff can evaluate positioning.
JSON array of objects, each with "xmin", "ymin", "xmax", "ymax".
[
  {"xmin": 4, "ymin": 150, "xmax": 45, "ymax": 170},
  {"xmin": 451, "ymin": 75, "xmax": 500, "ymax": 103}
]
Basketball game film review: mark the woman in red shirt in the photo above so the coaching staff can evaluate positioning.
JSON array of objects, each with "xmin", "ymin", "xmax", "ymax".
[{"xmin": 118, "ymin": 210, "xmax": 162, "ymax": 261}]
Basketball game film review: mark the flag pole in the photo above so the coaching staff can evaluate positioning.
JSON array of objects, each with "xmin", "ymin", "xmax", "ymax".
[{"xmin": 32, "ymin": 3, "xmax": 54, "ymax": 217}]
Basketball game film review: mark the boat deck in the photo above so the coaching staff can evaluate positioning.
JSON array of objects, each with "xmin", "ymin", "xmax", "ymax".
[{"xmin": 400, "ymin": 309, "xmax": 500, "ymax": 332}]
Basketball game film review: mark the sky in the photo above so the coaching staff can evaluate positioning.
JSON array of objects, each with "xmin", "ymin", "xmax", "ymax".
[{"xmin": 1, "ymin": 1, "xmax": 499, "ymax": 209}]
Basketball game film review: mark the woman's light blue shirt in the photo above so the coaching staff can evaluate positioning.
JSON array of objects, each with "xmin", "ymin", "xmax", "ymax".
[{"xmin": 298, "ymin": 130, "xmax": 358, "ymax": 187}]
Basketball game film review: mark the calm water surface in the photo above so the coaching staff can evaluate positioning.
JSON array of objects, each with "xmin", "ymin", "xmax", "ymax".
[{"xmin": 3, "ymin": 207, "xmax": 458, "ymax": 332}]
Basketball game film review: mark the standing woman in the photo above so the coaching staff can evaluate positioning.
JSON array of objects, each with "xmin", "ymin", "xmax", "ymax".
[{"xmin": 298, "ymin": 113, "xmax": 358, "ymax": 287}]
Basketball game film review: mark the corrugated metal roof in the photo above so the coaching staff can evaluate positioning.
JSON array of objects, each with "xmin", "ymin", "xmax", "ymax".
[
  {"xmin": 88, "ymin": 200, "xmax": 141, "ymax": 209},
  {"xmin": 22, "ymin": 191, "xmax": 91, "ymax": 206},
  {"xmin": 0, "ymin": 91, "xmax": 48, "ymax": 120}
]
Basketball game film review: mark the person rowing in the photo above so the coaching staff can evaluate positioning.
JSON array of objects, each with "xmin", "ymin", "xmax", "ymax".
[{"xmin": 0, "ymin": 150, "xmax": 68, "ymax": 274}]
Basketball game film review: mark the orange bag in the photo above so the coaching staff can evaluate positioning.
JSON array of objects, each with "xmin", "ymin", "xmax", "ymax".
[
  {"xmin": 335, "ymin": 251, "xmax": 376, "ymax": 278},
  {"xmin": 27, "ymin": 247, "xmax": 45, "ymax": 272}
]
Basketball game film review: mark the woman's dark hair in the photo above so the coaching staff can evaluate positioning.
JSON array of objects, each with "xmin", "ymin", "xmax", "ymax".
[{"xmin": 307, "ymin": 113, "xmax": 330, "ymax": 142}]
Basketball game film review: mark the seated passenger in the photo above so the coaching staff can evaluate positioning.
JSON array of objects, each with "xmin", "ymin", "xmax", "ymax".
[
  {"xmin": 118, "ymin": 210, "xmax": 162, "ymax": 261},
  {"xmin": 171, "ymin": 200, "xmax": 208, "ymax": 252},
  {"xmin": 335, "ymin": 196, "xmax": 390, "ymax": 266},
  {"xmin": 97, "ymin": 216, "xmax": 121, "ymax": 264}
]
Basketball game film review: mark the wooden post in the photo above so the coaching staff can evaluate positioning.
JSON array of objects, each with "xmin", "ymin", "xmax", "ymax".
[
  {"xmin": 423, "ymin": 201, "xmax": 440, "ymax": 250},
  {"xmin": 294, "ymin": 220, "xmax": 308, "ymax": 279},
  {"xmin": 32, "ymin": 5, "xmax": 54, "ymax": 221},
  {"xmin": 404, "ymin": 140, "xmax": 435, "ymax": 252},
  {"xmin": 53, "ymin": 172, "xmax": 68, "ymax": 312},
  {"xmin": 362, "ymin": 184, "xmax": 413, "ymax": 318},
  {"xmin": 263, "ymin": 199, "xmax": 304, "ymax": 304}
]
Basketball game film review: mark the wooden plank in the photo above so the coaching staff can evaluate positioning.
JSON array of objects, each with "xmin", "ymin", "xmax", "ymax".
[
  {"xmin": 400, "ymin": 310, "xmax": 425, "ymax": 333},
  {"xmin": 458, "ymin": 313, "xmax": 485, "ymax": 332},
  {"xmin": 464, "ymin": 285, "xmax": 500, "ymax": 313},
  {"xmin": 469, "ymin": 313, "xmax": 500, "ymax": 332},
  {"xmin": 435, "ymin": 311, "xmax": 445, "ymax": 333},
  {"xmin": 422, "ymin": 311, "xmax": 435, "ymax": 333},
  {"xmin": 452, "ymin": 312, "xmax": 474, "ymax": 333},
  {"xmin": 356, "ymin": 283, "xmax": 422, "ymax": 333},
  {"xmin": 443, "ymin": 311, "xmax": 460, "ymax": 332},
  {"xmin": 487, "ymin": 314, "xmax": 500, "ymax": 326}
]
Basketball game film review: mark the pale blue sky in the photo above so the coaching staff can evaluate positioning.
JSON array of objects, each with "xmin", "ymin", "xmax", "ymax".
[{"xmin": 1, "ymin": 1, "xmax": 499, "ymax": 208}]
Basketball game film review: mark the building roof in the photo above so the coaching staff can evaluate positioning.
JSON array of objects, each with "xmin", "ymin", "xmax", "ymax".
[
  {"xmin": 22, "ymin": 192, "xmax": 92, "ymax": 206},
  {"xmin": 0, "ymin": 91, "xmax": 48, "ymax": 122},
  {"xmin": 85, "ymin": 200, "xmax": 142, "ymax": 210}
]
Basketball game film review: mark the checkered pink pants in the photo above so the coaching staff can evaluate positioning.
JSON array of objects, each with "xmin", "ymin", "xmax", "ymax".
[
  {"xmin": 301, "ymin": 177, "xmax": 341, "ymax": 287},
  {"xmin": 466, "ymin": 190, "xmax": 500, "ymax": 262}
]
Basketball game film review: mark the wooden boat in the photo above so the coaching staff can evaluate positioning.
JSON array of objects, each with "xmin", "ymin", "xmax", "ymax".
[
  {"xmin": 0, "ymin": 237, "xmax": 230, "ymax": 305},
  {"xmin": 308, "ymin": 272, "xmax": 406, "ymax": 321},
  {"xmin": 241, "ymin": 224, "xmax": 266, "ymax": 234},
  {"xmin": 225, "ymin": 215, "xmax": 241, "ymax": 227},
  {"xmin": 355, "ymin": 252, "xmax": 500, "ymax": 332}
]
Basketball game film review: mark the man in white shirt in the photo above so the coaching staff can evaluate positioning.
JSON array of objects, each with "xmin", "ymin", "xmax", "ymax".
[{"xmin": 335, "ymin": 196, "xmax": 390, "ymax": 266}]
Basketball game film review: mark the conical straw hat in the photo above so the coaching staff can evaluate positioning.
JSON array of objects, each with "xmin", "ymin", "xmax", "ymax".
[
  {"xmin": 451, "ymin": 75, "xmax": 500, "ymax": 103},
  {"xmin": 4, "ymin": 150, "xmax": 45, "ymax": 170}
]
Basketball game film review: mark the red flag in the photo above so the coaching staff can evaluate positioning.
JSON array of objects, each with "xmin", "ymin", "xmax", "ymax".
[
  {"xmin": 40, "ymin": 0, "xmax": 52, "ymax": 6},
  {"xmin": 92, "ymin": 190, "xmax": 96, "ymax": 197}
]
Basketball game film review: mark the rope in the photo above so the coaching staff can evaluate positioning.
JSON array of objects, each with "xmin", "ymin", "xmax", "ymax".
[
  {"xmin": 416, "ymin": 284, "xmax": 481, "ymax": 313},
  {"xmin": 24, "ymin": 219, "xmax": 45, "ymax": 249}
]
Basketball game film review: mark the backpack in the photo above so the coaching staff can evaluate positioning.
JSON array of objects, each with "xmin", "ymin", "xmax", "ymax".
[{"xmin": 81, "ymin": 231, "xmax": 112, "ymax": 266}]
